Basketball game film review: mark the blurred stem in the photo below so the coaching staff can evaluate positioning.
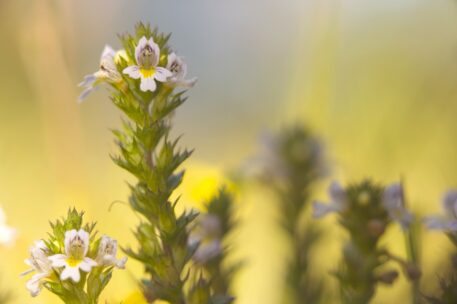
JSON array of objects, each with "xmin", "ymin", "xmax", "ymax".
[{"xmin": 404, "ymin": 223, "xmax": 421, "ymax": 304}]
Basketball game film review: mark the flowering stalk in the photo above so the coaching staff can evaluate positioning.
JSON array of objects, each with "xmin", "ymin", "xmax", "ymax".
[
  {"xmin": 250, "ymin": 126, "xmax": 327, "ymax": 303},
  {"xmin": 424, "ymin": 190, "xmax": 457, "ymax": 303},
  {"xmin": 21, "ymin": 209, "xmax": 126, "ymax": 303},
  {"xmin": 79, "ymin": 23, "xmax": 198, "ymax": 303},
  {"xmin": 384, "ymin": 182, "xmax": 421, "ymax": 304},
  {"xmin": 314, "ymin": 180, "xmax": 420, "ymax": 304},
  {"xmin": 188, "ymin": 188, "xmax": 238, "ymax": 303}
]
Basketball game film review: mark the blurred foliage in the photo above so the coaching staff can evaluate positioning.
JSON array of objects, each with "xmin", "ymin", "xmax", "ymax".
[{"xmin": 251, "ymin": 125, "xmax": 327, "ymax": 303}]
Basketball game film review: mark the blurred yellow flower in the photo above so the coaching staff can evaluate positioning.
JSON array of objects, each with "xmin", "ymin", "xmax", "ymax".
[{"xmin": 122, "ymin": 290, "xmax": 147, "ymax": 304}]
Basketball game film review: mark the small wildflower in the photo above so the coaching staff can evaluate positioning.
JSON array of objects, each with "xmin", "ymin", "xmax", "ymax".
[
  {"xmin": 78, "ymin": 45, "xmax": 123, "ymax": 101},
  {"xmin": 21, "ymin": 241, "xmax": 52, "ymax": 297},
  {"xmin": 166, "ymin": 52, "xmax": 197, "ymax": 88},
  {"xmin": 123, "ymin": 36, "xmax": 172, "ymax": 92},
  {"xmin": 312, "ymin": 181, "xmax": 347, "ymax": 218},
  {"xmin": 383, "ymin": 183, "xmax": 413, "ymax": 230},
  {"xmin": 95, "ymin": 235, "xmax": 127, "ymax": 268},
  {"xmin": 48, "ymin": 229, "xmax": 97, "ymax": 282},
  {"xmin": 0, "ymin": 206, "xmax": 16, "ymax": 247},
  {"xmin": 424, "ymin": 190, "xmax": 457, "ymax": 231},
  {"xmin": 193, "ymin": 239, "xmax": 222, "ymax": 265}
]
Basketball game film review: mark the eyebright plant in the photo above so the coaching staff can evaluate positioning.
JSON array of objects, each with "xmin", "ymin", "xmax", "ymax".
[
  {"xmin": 248, "ymin": 126, "xmax": 327, "ymax": 303},
  {"xmin": 187, "ymin": 188, "xmax": 238, "ymax": 304},
  {"xmin": 21, "ymin": 209, "xmax": 126, "ymax": 303},
  {"xmin": 313, "ymin": 180, "xmax": 421, "ymax": 304},
  {"xmin": 79, "ymin": 23, "xmax": 202, "ymax": 303},
  {"xmin": 424, "ymin": 190, "xmax": 457, "ymax": 303}
]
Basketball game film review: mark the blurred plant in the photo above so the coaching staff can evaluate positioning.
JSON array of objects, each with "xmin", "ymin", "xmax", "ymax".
[
  {"xmin": 188, "ymin": 188, "xmax": 238, "ymax": 304},
  {"xmin": 248, "ymin": 126, "xmax": 327, "ymax": 304},
  {"xmin": 20, "ymin": 209, "xmax": 126, "ymax": 303},
  {"xmin": 314, "ymin": 180, "xmax": 421, "ymax": 304},
  {"xmin": 383, "ymin": 182, "xmax": 422, "ymax": 304},
  {"xmin": 79, "ymin": 23, "xmax": 200, "ymax": 303},
  {"xmin": 423, "ymin": 190, "xmax": 457, "ymax": 304},
  {"xmin": 0, "ymin": 206, "xmax": 17, "ymax": 247}
]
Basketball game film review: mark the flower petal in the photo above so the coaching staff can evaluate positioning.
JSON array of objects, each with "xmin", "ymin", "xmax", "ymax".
[
  {"xmin": 154, "ymin": 67, "xmax": 172, "ymax": 82},
  {"xmin": 78, "ymin": 74, "xmax": 96, "ymax": 88},
  {"xmin": 312, "ymin": 201, "xmax": 340, "ymax": 218},
  {"xmin": 79, "ymin": 257, "xmax": 97, "ymax": 272},
  {"xmin": 48, "ymin": 254, "xmax": 67, "ymax": 267},
  {"xmin": 101, "ymin": 45, "xmax": 116, "ymax": 60},
  {"xmin": 135, "ymin": 37, "xmax": 148, "ymax": 63},
  {"xmin": 174, "ymin": 77, "xmax": 198, "ymax": 89},
  {"xmin": 140, "ymin": 76, "xmax": 156, "ymax": 92},
  {"xmin": 116, "ymin": 256, "xmax": 128, "ymax": 269},
  {"xmin": 61, "ymin": 266, "xmax": 81, "ymax": 282},
  {"xmin": 424, "ymin": 216, "xmax": 450, "ymax": 231},
  {"xmin": 26, "ymin": 272, "xmax": 49, "ymax": 297},
  {"xmin": 123, "ymin": 66, "xmax": 141, "ymax": 79}
]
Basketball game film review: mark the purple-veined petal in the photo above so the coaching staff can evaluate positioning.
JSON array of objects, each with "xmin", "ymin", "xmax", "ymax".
[
  {"xmin": 140, "ymin": 76, "xmax": 156, "ymax": 92},
  {"xmin": 48, "ymin": 254, "xmax": 67, "ymax": 267},
  {"xmin": 154, "ymin": 67, "xmax": 172, "ymax": 82},
  {"xmin": 135, "ymin": 37, "xmax": 148, "ymax": 63},
  {"xmin": 123, "ymin": 66, "xmax": 141, "ymax": 79}
]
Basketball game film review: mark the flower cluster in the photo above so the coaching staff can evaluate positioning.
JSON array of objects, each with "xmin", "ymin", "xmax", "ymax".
[
  {"xmin": 21, "ymin": 209, "xmax": 126, "ymax": 303},
  {"xmin": 79, "ymin": 30, "xmax": 195, "ymax": 101},
  {"xmin": 187, "ymin": 189, "xmax": 238, "ymax": 304},
  {"xmin": 313, "ymin": 180, "xmax": 419, "ymax": 304},
  {"xmin": 0, "ymin": 206, "xmax": 16, "ymax": 247}
]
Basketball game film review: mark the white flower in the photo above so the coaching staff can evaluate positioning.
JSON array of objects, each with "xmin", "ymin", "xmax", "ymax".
[
  {"xmin": 313, "ymin": 181, "xmax": 347, "ymax": 218},
  {"xmin": 21, "ymin": 240, "xmax": 52, "ymax": 297},
  {"xmin": 383, "ymin": 183, "xmax": 413, "ymax": 230},
  {"xmin": 95, "ymin": 235, "xmax": 127, "ymax": 269},
  {"xmin": 123, "ymin": 36, "xmax": 172, "ymax": 92},
  {"xmin": 78, "ymin": 45, "xmax": 123, "ymax": 101},
  {"xmin": 0, "ymin": 206, "xmax": 17, "ymax": 247},
  {"xmin": 424, "ymin": 190, "xmax": 457, "ymax": 232},
  {"xmin": 166, "ymin": 52, "xmax": 197, "ymax": 88},
  {"xmin": 48, "ymin": 229, "xmax": 97, "ymax": 282}
]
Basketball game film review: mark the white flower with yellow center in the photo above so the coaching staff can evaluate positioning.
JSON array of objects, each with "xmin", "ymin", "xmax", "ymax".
[
  {"xmin": 123, "ymin": 36, "xmax": 172, "ymax": 92},
  {"xmin": 78, "ymin": 45, "xmax": 123, "ymax": 101},
  {"xmin": 21, "ymin": 240, "xmax": 52, "ymax": 297},
  {"xmin": 166, "ymin": 52, "xmax": 197, "ymax": 88},
  {"xmin": 0, "ymin": 206, "xmax": 17, "ymax": 247},
  {"xmin": 95, "ymin": 235, "xmax": 127, "ymax": 269},
  {"xmin": 48, "ymin": 229, "xmax": 97, "ymax": 282}
]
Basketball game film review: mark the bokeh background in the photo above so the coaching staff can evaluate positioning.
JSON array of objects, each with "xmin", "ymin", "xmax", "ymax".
[{"xmin": 1, "ymin": 0, "xmax": 457, "ymax": 303}]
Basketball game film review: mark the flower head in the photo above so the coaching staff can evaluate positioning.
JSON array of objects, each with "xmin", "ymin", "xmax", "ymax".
[
  {"xmin": 95, "ymin": 235, "xmax": 127, "ymax": 268},
  {"xmin": 48, "ymin": 229, "xmax": 97, "ymax": 282},
  {"xmin": 166, "ymin": 52, "xmax": 197, "ymax": 88},
  {"xmin": 0, "ymin": 206, "xmax": 16, "ymax": 247},
  {"xmin": 313, "ymin": 181, "xmax": 347, "ymax": 218},
  {"xmin": 383, "ymin": 183, "xmax": 413, "ymax": 230},
  {"xmin": 123, "ymin": 36, "xmax": 172, "ymax": 92},
  {"xmin": 424, "ymin": 190, "xmax": 457, "ymax": 232},
  {"xmin": 21, "ymin": 240, "xmax": 52, "ymax": 297},
  {"xmin": 78, "ymin": 45, "xmax": 123, "ymax": 101}
]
